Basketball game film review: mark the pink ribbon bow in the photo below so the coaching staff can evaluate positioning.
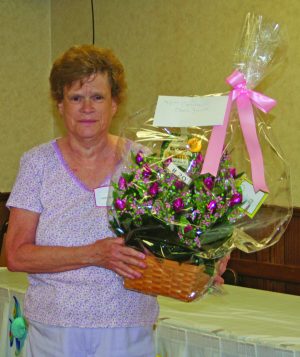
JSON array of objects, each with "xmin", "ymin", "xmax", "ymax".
[{"xmin": 201, "ymin": 70, "xmax": 277, "ymax": 192}]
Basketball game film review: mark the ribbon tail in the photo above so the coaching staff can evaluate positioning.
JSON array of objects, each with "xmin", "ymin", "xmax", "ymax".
[
  {"xmin": 201, "ymin": 95, "xmax": 233, "ymax": 176},
  {"xmin": 237, "ymin": 96, "xmax": 269, "ymax": 193}
]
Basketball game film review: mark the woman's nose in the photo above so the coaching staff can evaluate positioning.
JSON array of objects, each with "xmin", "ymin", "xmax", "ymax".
[{"xmin": 81, "ymin": 98, "xmax": 94, "ymax": 112}]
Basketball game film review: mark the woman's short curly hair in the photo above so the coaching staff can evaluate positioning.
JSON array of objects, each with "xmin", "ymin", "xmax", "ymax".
[{"xmin": 50, "ymin": 45, "xmax": 127, "ymax": 104}]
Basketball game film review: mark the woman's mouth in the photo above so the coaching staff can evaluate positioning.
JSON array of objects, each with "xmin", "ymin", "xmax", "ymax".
[{"xmin": 79, "ymin": 120, "xmax": 97, "ymax": 124}]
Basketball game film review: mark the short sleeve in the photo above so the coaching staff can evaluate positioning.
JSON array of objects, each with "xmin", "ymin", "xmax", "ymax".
[{"xmin": 7, "ymin": 152, "xmax": 43, "ymax": 213}]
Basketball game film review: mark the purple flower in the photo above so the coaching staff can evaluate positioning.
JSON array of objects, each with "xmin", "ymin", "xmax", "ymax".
[
  {"xmin": 195, "ymin": 153, "xmax": 203, "ymax": 164},
  {"xmin": 115, "ymin": 198, "xmax": 126, "ymax": 211},
  {"xmin": 174, "ymin": 180, "xmax": 184, "ymax": 190},
  {"xmin": 118, "ymin": 176, "xmax": 127, "ymax": 190},
  {"xmin": 142, "ymin": 165, "xmax": 152, "ymax": 178},
  {"xmin": 207, "ymin": 200, "xmax": 217, "ymax": 213},
  {"xmin": 204, "ymin": 177, "xmax": 214, "ymax": 190},
  {"xmin": 173, "ymin": 198, "xmax": 184, "ymax": 212},
  {"xmin": 229, "ymin": 192, "xmax": 242, "ymax": 206},
  {"xmin": 163, "ymin": 157, "xmax": 172, "ymax": 166},
  {"xmin": 184, "ymin": 225, "xmax": 193, "ymax": 233},
  {"xmin": 229, "ymin": 167, "xmax": 236, "ymax": 178},
  {"xmin": 136, "ymin": 151, "xmax": 144, "ymax": 165},
  {"xmin": 148, "ymin": 182, "xmax": 159, "ymax": 197}
]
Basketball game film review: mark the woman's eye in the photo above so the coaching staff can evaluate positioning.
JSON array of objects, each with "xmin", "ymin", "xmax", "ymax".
[
  {"xmin": 70, "ymin": 95, "xmax": 81, "ymax": 102},
  {"xmin": 93, "ymin": 95, "xmax": 103, "ymax": 101}
]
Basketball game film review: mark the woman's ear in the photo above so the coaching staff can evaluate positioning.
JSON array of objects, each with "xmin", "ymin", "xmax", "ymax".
[
  {"xmin": 112, "ymin": 99, "xmax": 118, "ymax": 116},
  {"xmin": 57, "ymin": 101, "xmax": 64, "ymax": 116}
]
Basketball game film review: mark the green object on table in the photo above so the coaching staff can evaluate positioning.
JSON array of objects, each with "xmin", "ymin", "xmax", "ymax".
[{"xmin": 11, "ymin": 316, "xmax": 27, "ymax": 339}]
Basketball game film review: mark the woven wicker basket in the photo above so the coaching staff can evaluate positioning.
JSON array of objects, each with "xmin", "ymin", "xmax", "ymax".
[{"xmin": 124, "ymin": 255, "xmax": 211, "ymax": 302}]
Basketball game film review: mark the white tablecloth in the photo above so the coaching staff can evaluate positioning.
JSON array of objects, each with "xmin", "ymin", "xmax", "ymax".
[
  {"xmin": 156, "ymin": 286, "xmax": 300, "ymax": 357},
  {"xmin": 1, "ymin": 268, "xmax": 300, "ymax": 357}
]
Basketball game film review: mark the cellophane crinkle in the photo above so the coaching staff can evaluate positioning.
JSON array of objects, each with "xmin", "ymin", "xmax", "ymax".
[{"xmin": 108, "ymin": 13, "xmax": 292, "ymax": 301}]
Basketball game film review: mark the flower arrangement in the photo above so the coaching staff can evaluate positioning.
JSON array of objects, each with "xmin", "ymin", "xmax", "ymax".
[
  {"xmin": 107, "ymin": 14, "xmax": 292, "ymax": 302},
  {"xmin": 109, "ymin": 136, "xmax": 244, "ymax": 264}
]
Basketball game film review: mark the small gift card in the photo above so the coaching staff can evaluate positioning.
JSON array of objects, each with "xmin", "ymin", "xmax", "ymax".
[
  {"xmin": 94, "ymin": 186, "xmax": 112, "ymax": 207},
  {"xmin": 153, "ymin": 95, "xmax": 228, "ymax": 127},
  {"xmin": 239, "ymin": 176, "xmax": 268, "ymax": 218}
]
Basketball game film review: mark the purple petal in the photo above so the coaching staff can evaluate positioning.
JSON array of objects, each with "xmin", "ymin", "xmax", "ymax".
[
  {"xmin": 173, "ymin": 198, "xmax": 184, "ymax": 212},
  {"xmin": 229, "ymin": 167, "xmax": 236, "ymax": 178},
  {"xmin": 195, "ymin": 153, "xmax": 203, "ymax": 164},
  {"xmin": 149, "ymin": 182, "xmax": 159, "ymax": 197},
  {"xmin": 115, "ymin": 198, "xmax": 126, "ymax": 211},
  {"xmin": 229, "ymin": 192, "xmax": 242, "ymax": 206},
  {"xmin": 118, "ymin": 176, "xmax": 127, "ymax": 190},
  {"xmin": 142, "ymin": 165, "xmax": 152, "ymax": 178},
  {"xmin": 204, "ymin": 177, "xmax": 214, "ymax": 190},
  {"xmin": 207, "ymin": 200, "xmax": 217, "ymax": 212},
  {"xmin": 184, "ymin": 225, "xmax": 193, "ymax": 233},
  {"xmin": 136, "ymin": 151, "xmax": 144, "ymax": 165},
  {"xmin": 174, "ymin": 180, "xmax": 184, "ymax": 190},
  {"xmin": 163, "ymin": 157, "xmax": 173, "ymax": 166}
]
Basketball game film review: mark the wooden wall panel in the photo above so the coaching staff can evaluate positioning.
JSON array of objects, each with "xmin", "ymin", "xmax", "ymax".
[
  {"xmin": 228, "ymin": 207, "xmax": 300, "ymax": 295},
  {"xmin": 0, "ymin": 192, "xmax": 9, "ymax": 266},
  {"xmin": 0, "ymin": 192, "xmax": 9, "ymax": 227}
]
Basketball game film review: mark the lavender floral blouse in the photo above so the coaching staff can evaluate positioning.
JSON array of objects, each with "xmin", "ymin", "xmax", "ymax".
[{"xmin": 7, "ymin": 140, "xmax": 159, "ymax": 328}]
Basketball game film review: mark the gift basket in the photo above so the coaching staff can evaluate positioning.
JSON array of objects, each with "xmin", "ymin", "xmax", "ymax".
[{"xmin": 108, "ymin": 13, "xmax": 292, "ymax": 302}]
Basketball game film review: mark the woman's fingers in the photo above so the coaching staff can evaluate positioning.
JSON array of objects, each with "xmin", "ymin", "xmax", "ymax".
[
  {"xmin": 92, "ymin": 238, "xmax": 147, "ymax": 277},
  {"xmin": 214, "ymin": 255, "xmax": 230, "ymax": 285},
  {"xmin": 114, "ymin": 262, "xmax": 143, "ymax": 279},
  {"xmin": 218, "ymin": 255, "xmax": 230, "ymax": 275}
]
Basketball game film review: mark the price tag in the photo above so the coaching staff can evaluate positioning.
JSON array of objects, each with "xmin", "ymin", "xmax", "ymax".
[{"xmin": 166, "ymin": 162, "xmax": 192, "ymax": 185}]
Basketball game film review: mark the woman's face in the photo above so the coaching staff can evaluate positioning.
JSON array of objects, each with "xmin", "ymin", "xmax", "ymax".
[{"xmin": 58, "ymin": 72, "xmax": 118, "ymax": 141}]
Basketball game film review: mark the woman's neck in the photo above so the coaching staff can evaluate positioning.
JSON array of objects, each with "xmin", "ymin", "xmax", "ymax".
[
  {"xmin": 56, "ymin": 134, "xmax": 121, "ymax": 189},
  {"xmin": 61, "ymin": 134, "xmax": 114, "ymax": 161}
]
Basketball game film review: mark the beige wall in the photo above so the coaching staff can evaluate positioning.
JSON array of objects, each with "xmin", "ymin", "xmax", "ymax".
[
  {"xmin": 0, "ymin": 0, "xmax": 52, "ymax": 192},
  {"xmin": 50, "ymin": 0, "xmax": 92, "ymax": 136},
  {"xmin": 1, "ymin": 0, "xmax": 300, "ymax": 206}
]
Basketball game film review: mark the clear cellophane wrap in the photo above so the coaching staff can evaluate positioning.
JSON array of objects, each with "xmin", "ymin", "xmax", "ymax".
[{"xmin": 108, "ymin": 13, "xmax": 292, "ymax": 301}]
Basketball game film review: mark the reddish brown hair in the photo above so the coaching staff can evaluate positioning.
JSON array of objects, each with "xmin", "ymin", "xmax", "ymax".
[{"xmin": 50, "ymin": 45, "xmax": 126, "ymax": 104}]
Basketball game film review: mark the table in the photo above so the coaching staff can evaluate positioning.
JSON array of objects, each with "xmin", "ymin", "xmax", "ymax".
[
  {"xmin": 156, "ymin": 287, "xmax": 300, "ymax": 357},
  {"xmin": 0, "ymin": 268, "xmax": 299, "ymax": 357}
]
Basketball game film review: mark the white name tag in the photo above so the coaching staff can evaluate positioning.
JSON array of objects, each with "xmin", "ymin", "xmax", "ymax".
[
  {"xmin": 153, "ymin": 95, "xmax": 228, "ymax": 127},
  {"xmin": 166, "ymin": 162, "xmax": 192, "ymax": 185},
  {"xmin": 94, "ymin": 186, "xmax": 112, "ymax": 207}
]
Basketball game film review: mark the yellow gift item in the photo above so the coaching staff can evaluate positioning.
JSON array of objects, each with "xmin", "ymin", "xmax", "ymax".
[{"xmin": 188, "ymin": 137, "xmax": 202, "ymax": 152}]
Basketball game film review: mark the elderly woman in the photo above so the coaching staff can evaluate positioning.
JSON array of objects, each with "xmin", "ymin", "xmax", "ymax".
[{"xmin": 5, "ymin": 45, "xmax": 158, "ymax": 357}]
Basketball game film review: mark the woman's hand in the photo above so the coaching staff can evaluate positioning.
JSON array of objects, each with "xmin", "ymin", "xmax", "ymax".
[
  {"xmin": 5, "ymin": 208, "xmax": 145, "ymax": 276},
  {"xmin": 90, "ymin": 237, "xmax": 147, "ymax": 279},
  {"xmin": 214, "ymin": 255, "xmax": 230, "ymax": 285}
]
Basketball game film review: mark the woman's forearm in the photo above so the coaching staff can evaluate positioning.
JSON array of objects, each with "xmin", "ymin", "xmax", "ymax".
[{"xmin": 6, "ymin": 243, "xmax": 94, "ymax": 273}]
